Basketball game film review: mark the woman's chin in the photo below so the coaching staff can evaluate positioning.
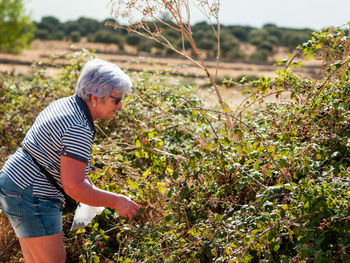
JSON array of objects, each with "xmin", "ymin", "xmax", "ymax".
[{"xmin": 108, "ymin": 112, "xmax": 116, "ymax": 119}]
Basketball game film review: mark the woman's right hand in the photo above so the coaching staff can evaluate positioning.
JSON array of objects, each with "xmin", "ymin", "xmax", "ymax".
[{"xmin": 114, "ymin": 194, "xmax": 140, "ymax": 217}]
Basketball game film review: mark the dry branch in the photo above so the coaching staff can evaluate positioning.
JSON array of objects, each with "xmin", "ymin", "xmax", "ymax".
[{"xmin": 109, "ymin": 0, "xmax": 235, "ymax": 134}]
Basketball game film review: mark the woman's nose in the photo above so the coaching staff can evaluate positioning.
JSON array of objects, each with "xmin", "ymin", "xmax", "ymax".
[{"xmin": 117, "ymin": 101, "xmax": 123, "ymax": 109}]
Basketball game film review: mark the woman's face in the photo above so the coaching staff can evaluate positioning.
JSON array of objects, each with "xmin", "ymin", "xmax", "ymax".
[{"xmin": 95, "ymin": 91, "xmax": 124, "ymax": 120}]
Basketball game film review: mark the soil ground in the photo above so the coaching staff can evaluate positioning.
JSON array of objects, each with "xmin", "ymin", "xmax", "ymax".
[{"xmin": 0, "ymin": 40, "xmax": 320, "ymax": 107}]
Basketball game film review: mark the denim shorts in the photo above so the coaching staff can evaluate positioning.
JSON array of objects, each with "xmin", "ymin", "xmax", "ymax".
[{"xmin": 0, "ymin": 172, "xmax": 63, "ymax": 238}]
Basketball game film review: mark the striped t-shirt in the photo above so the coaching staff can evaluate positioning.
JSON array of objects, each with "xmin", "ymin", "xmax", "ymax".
[{"xmin": 1, "ymin": 95, "xmax": 96, "ymax": 204}]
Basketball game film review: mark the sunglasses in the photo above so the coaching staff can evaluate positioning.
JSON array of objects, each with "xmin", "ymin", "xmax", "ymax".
[{"xmin": 109, "ymin": 95, "xmax": 123, "ymax": 105}]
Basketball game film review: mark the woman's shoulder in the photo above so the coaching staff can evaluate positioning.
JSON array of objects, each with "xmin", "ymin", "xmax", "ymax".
[
  {"xmin": 46, "ymin": 96, "xmax": 81, "ymax": 117},
  {"xmin": 50, "ymin": 95, "xmax": 75, "ymax": 107},
  {"xmin": 35, "ymin": 96, "xmax": 86, "ymax": 131}
]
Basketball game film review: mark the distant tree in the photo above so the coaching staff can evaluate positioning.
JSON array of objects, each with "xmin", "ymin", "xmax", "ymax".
[
  {"xmin": 54, "ymin": 30, "xmax": 65, "ymax": 40},
  {"xmin": 37, "ymin": 16, "xmax": 61, "ymax": 32},
  {"xmin": 0, "ymin": 0, "xmax": 35, "ymax": 53},
  {"xmin": 63, "ymin": 21, "xmax": 80, "ymax": 35},
  {"xmin": 90, "ymin": 29, "xmax": 124, "ymax": 45},
  {"xmin": 281, "ymin": 30, "xmax": 313, "ymax": 50},
  {"xmin": 76, "ymin": 17, "xmax": 101, "ymax": 36},
  {"xmin": 162, "ymin": 27, "xmax": 181, "ymax": 40},
  {"xmin": 248, "ymin": 28, "xmax": 277, "ymax": 58},
  {"xmin": 263, "ymin": 23, "xmax": 282, "ymax": 41},
  {"xmin": 35, "ymin": 16, "xmax": 62, "ymax": 40},
  {"xmin": 258, "ymin": 40, "xmax": 274, "ymax": 52},
  {"xmin": 229, "ymin": 25, "xmax": 252, "ymax": 42},
  {"xmin": 34, "ymin": 28, "xmax": 50, "ymax": 40},
  {"xmin": 197, "ymin": 38, "xmax": 215, "ymax": 50},
  {"xmin": 248, "ymin": 28, "xmax": 270, "ymax": 46},
  {"xmin": 250, "ymin": 49, "xmax": 270, "ymax": 61},
  {"xmin": 220, "ymin": 35, "xmax": 241, "ymax": 59},
  {"xmin": 138, "ymin": 38, "xmax": 154, "ymax": 52},
  {"xmin": 193, "ymin": 21, "xmax": 209, "ymax": 30},
  {"xmin": 126, "ymin": 34, "xmax": 141, "ymax": 46},
  {"xmin": 70, "ymin": 31, "xmax": 81, "ymax": 42}
]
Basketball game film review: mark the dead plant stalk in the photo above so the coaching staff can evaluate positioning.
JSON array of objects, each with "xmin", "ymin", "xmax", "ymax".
[{"xmin": 109, "ymin": 0, "xmax": 234, "ymax": 133}]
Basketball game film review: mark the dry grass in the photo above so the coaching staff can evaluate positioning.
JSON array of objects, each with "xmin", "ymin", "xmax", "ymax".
[
  {"xmin": 0, "ymin": 40, "xmax": 320, "ymax": 110},
  {"xmin": 0, "ymin": 213, "xmax": 22, "ymax": 262},
  {"xmin": 0, "ymin": 40, "xmax": 320, "ymax": 79}
]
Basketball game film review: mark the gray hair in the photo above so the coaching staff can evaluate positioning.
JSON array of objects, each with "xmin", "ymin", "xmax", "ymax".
[{"xmin": 76, "ymin": 58, "xmax": 132, "ymax": 102}]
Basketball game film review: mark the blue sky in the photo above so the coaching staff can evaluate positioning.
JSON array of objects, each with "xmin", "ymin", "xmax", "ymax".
[{"xmin": 26, "ymin": 0, "xmax": 350, "ymax": 30}]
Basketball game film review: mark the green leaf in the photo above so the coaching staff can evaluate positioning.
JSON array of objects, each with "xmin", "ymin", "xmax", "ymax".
[
  {"xmin": 135, "ymin": 150, "xmax": 142, "ymax": 158},
  {"xmin": 253, "ymin": 160, "xmax": 259, "ymax": 170},
  {"xmin": 273, "ymin": 243, "xmax": 280, "ymax": 252},
  {"xmin": 342, "ymin": 255, "xmax": 350, "ymax": 263},
  {"xmin": 284, "ymin": 184, "xmax": 294, "ymax": 191},
  {"xmin": 234, "ymin": 128, "xmax": 243, "ymax": 136},
  {"xmin": 267, "ymin": 145, "xmax": 275, "ymax": 152}
]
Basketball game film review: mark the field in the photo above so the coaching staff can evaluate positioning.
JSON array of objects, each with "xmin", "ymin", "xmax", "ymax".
[
  {"xmin": 1, "ymin": 27, "xmax": 349, "ymax": 262},
  {"xmin": 0, "ymin": 39, "xmax": 321, "ymax": 107}
]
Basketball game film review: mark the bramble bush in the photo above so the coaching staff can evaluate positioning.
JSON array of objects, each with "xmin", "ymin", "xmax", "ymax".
[{"xmin": 0, "ymin": 25, "xmax": 349, "ymax": 262}]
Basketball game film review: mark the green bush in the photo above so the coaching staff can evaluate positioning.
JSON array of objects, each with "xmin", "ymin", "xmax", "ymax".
[
  {"xmin": 34, "ymin": 28, "xmax": 50, "ymax": 40},
  {"xmin": 90, "ymin": 29, "xmax": 124, "ymax": 45},
  {"xmin": 54, "ymin": 30, "xmax": 65, "ymax": 40},
  {"xmin": 138, "ymin": 39, "xmax": 154, "ymax": 52},
  {"xmin": 250, "ymin": 49, "xmax": 270, "ymax": 61},
  {"xmin": 0, "ymin": 0, "xmax": 35, "ymax": 53},
  {"xmin": 36, "ymin": 16, "xmax": 62, "ymax": 33},
  {"xmin": 281, "ymin": 30, "xmax": 313, "ymax": 50},
  {"xmin": 70, "ymin": 31, "xmax": 81, "ymax": 42},
  {"xmin": 229, "ymin": 25, "xmax": 253, "ymax": 42},
  {"xmin": 126, "ymin": 34, "xmax": 141, "ymax": 46},
  {"xmin": 30, "ymin": 15, "xmax": 316, "ymax": 62},
  {"xmin": 75, "ymin": 17, "xmax": 101, "ymax": 36},
  {"xmin": 197, "ymin": 38, "xmax": 215, "ymax": 50},
  {"xmin": 220, "ymin": 35, "xmax": 241, "ymax": 59},
  {"xmin": 1, "ymin": 25, "xmax": 349, "ymax": 262}
]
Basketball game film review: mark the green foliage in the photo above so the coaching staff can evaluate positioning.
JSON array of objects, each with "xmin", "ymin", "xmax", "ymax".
[
  {"xmin": 89, "ymin": 29, "xmax": 124, "ymax": 45},
  {"xmin": 0, "ymin": 48, "xmax": 95, "ymax": 163},
  {"xmin": 34, "ymin": 16, "xmax": 65, "ymax": 40},
  {"xmin": 0, "ymin": 0, "xmax": 35, "ymax": 53},
  {"xmin": 220, "ymin": 34, "xmax": 243, "ymax": 60},
  {"xmin": 70, "ymin": 31, "xmax": 82, "ymax": 43},
  {"xmin": 32, "ymin": 16, "xmax": 314, "ymax": 61},
  {"xmin": 126, "ymin": 34, "xmax": 141, "ymax": 46},
  {"xmin": 197, "ymin": 38, "xmax": 215, "ymax": 50},
  {"xmin": 35, "ymin": 16, "xmax": 61, "ymax": 33},
  {"xmin": 1, "ymin": 25, "xmax": 350, "ymax": 262}
]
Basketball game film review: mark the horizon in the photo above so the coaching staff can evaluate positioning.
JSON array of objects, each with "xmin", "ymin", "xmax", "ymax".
[{"xmin": 25, "ymin": 0, "xmax": 350, "ymax": 31}]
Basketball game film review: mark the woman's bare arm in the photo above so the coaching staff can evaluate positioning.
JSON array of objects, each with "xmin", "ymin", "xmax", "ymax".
[{"xmin": 60, "ymin": 155, "xmax": 139, "ymax": 217}]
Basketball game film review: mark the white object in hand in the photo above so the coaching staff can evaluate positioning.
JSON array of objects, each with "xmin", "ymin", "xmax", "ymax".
[{"xmin": 71, "ymin": 203, "xmax": 105, "ymax": 231}]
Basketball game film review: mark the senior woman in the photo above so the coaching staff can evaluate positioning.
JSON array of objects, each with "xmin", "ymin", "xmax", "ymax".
[{"xmin": 0, "ymin": 58, "xmax": 139, "ymax": 262}]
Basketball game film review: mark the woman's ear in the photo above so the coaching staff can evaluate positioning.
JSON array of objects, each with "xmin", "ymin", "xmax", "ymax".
[{"xmin": 90, "ymin": 94, "xmax": 98, "ymax": 106}]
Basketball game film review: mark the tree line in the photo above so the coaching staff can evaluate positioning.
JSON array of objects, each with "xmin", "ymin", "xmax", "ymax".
[
  {"xmin": 34, "ymin": 16, "xmax": 313, "ymax": 61},
  {"xmin": 0, "ymin": 0, "xmax": 313, "ymax": 62}
]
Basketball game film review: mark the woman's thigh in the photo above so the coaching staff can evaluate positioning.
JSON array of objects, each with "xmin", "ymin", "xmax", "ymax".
[
  {"xmin": 19, "ymin": 232, "xmax": 66, "ymax": 263},
  {"xmin": 0, "ymin": 172, "xmax": 62, "ymax": 238}
]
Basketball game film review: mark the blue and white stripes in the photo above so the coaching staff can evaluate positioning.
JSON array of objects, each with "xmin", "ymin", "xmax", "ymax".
[{"xmin": 1, "ymin": 95, "xmax": 96, "ymax": 203}]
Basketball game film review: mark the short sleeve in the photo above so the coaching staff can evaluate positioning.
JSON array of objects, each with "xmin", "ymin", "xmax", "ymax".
[{"xmin": 60, "ymin": 124, "xmax": 93, "ymax": 163}]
